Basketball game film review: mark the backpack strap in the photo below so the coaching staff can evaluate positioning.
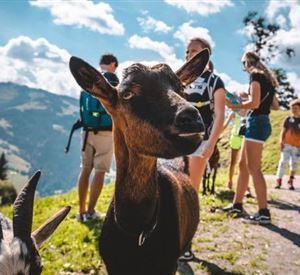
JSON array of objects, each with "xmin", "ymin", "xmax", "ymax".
[
  {"xmin": 191, "ymin": 72, "xmax": 219, "ymax": 111},
  {"xmin": 207, "ymin": 73, "xmax": 219, "ymax": 114},
  {"xmin": 82, "ymin": 130, "xmax": 89, "ymax": 152},
  {"xmin": 65, "ymin": 119, "xmax": 83, "ymax": 154}
]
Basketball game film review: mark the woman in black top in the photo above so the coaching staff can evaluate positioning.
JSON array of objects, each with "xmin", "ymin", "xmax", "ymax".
[
  {"xmin": 179, "ymin": 37, "xmax": 225, "ymax": 262},
  {"xmin": 224, "ymin": 51, "xmax": 279, "ymax": 224},
  {"xmin": 184, "ymin": 38, "xmax": 225, "ymax": 193}
]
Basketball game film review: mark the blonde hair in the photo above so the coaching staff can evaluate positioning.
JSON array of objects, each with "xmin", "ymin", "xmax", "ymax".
[{"xmin": 242, "ymin": 52, "xmax": 278, "ymax": 88}]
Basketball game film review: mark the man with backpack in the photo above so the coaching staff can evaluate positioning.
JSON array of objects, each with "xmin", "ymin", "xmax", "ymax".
[{"xmin": 75, "ymin": 54, "xmax": 119, "ymax": 222}]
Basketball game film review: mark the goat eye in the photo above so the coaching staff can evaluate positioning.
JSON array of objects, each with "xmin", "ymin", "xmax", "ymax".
[{"xmin": 122, "ymin": 91, "xmax": 134, "ymax": 100}]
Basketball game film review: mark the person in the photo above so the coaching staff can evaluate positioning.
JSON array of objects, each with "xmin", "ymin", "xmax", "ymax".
[
  {"xmin": 179, "ymin": 38, "xmax": 225, "ymax": 262},
  {"xmin": 222, "ymin": 51, "xmax": 279, "ymax": 225},
  {"xmin": 223, "ymin": 93, "xmax": 253, "ymax": 197},
  {"xmin": 76, "ymin": 54, "xmax": 119, "ymax": 222},
  {"xmin": 184, "ymin": 37, "xmax": 226, "ymax": 193},
  {"xmin": 275, "ymin": 99, "xmax": 300, "ymax": 190},
  {"xmin": 223, "ymin": 110, "xmax": 244, "ymax": 189}
]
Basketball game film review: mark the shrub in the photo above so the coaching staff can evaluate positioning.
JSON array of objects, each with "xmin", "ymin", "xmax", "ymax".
[{"xmin": 0, "ymin": 180, "xmax": 17, "ymax": 206}]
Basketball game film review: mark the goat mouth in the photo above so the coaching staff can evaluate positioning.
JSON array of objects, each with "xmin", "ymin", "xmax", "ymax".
[{"xmin": 177, "ymin": 132, "xmax": 204, "ymax": 138}]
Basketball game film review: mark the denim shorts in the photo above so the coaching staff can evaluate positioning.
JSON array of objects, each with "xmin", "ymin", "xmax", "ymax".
[{"xmin": 245, "ymin": 115, "xmax": 271, "ymax": 143}]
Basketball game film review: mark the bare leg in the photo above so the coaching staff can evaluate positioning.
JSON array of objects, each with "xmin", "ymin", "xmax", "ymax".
[
  {"xmin": 78, "ymin": 166, "xmax": 92, "ymax": 214},
  {"xmin": 245, "ymin": 140, "xmax": 268, "ymax": 210},
  {"xmin": 228, "ymin": 148, "xmax": 240, "ymax": 189},
  {"xmin": 233, "ymin": 141, "xmax": 250, "ymax": 204},
  {"xmin": 87, "ymin": 171, "xmax": 105, "ymax": 213},
  {"xmin": 290, "ymin": 171, "xmax": 296, "ymax": 177},
  {"xmin": 189, "ymin": 156, "xmax": 208, "ymax": 192}
]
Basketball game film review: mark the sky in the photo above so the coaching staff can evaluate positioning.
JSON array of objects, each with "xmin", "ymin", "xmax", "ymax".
[{"xmin": 0, "ymin": 0, "xmax": 299, "ymax": 98}]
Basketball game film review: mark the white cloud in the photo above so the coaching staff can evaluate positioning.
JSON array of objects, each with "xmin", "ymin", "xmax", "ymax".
[
  {"xmin": 266, "ymin": 1, "xmax": 292, "ymax": 20},
  {"xmin": 164, "ymin": 0, "xmax": 234, "ymax": 16},
  {"xmin": 287, "ymin": 72, "xmax": 300, "ymax": 98},
  {"xmin": 216, "ymin": 71, "xmax": 248, "ymax": 94},
  {"xmin": 174, "ymin": 21, "xmax": 215, "ymax": 48},
  {"xmin": 128, "ymin": 34, "xmax": 182, "ymax": 69},
  {"xmin": 264, "ymin": 1, "xmax": 300, "ymax": 67},
  {"xmin": 30, "ymin": 0, "xmax": 124, "ymax": 35},
  {"xmin": 239, "ymin": 1, "xmax": 300, "ymax": 69},
  {"xmin": 137, "ymin": 14, "xmax": 172, "ymax": 33},
  {"xmin": 276, "ymin": 15, "xmax": 287, "ymax": 28},
  {"xmin": 0, "ymin": 36, "xmax": 80, "ymax": 97}
]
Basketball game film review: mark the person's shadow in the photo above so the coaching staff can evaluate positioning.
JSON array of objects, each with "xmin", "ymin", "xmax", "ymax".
[
  {"xmin": 177, "ymin": 257, "xmax": 238, "ymax": 275},
  {"xmin": 268, "ymin": 199, "xmax": 300, "ymax": 213},
  {"xmin": 262, "ymin": 223, "xmax": 300, "ymax": 247}
]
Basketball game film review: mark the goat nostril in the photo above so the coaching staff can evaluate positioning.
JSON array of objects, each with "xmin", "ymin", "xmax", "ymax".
[{"xmin": 176, "ymin": 108, "xmax": 199, "ymax": 126}]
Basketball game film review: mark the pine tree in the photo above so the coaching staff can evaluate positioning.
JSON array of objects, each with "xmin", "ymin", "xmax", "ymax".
[
  {"xmin": 0, "ymin": 152, "xmax": 8, "ymax": 180},
  {"xmin": 243, "ymin": 11, "xmax": 296, "ymax": 108}
]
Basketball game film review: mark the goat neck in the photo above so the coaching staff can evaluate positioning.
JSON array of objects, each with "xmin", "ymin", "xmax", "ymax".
[{"xmin": 113, "ymin": 128, "xmax": 159, "ymax": 234}]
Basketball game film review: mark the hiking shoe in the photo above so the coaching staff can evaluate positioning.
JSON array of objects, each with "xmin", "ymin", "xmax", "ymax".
[
  {"xmin": 178, "ymin": 249, "xmax": 195, "ymax": 262},
  {"xmin": 288, "ymin": 177, "xmax": 295, "ymax": 190},
  {"xmin": 245, "ymin": 191, "xmax": 253, "ymax": 198},
  {"xmin": 242, "ymin": 209, "xmax": 271, "ymax": 225},
  {"xmin": 87, "ymin": 211, "xmax": 105, "ymax": 220},
  {"xmin": 76, "ymin": 213, "xmax": 88, "ymax": 223},
  {"xmin": 215, "ymin": 204, "xmax": 246, "ymax": 217},
  {"xmin": 275, "ymin": 178, "xmax": 282, "ymax": 189}
]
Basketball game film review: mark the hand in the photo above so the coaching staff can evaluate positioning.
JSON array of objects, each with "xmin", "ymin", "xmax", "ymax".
[
  {"xmin": 280, "ymin": 143, "xmax": 284, "ymax": 151},
  {"xmin": 200, "ymin": 142, "xmax": 214, "ymax": 159},
  {"xmin": 226, "ymin": 99, "xmax": 239, "ymax": 110},
  {"xmin": 225, "ymin": 98, "xmax": 234, "ymax": 109}
]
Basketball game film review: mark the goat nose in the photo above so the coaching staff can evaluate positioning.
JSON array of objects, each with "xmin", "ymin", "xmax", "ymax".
[{"xmin": 175, "ymin": 107, "xmax": 204, "ymax": 132}]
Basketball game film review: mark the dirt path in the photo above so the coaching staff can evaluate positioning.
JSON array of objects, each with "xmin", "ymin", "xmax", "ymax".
[{"xmin": 177, "ymin": 175, "xmax": 300, "ymax": 275}]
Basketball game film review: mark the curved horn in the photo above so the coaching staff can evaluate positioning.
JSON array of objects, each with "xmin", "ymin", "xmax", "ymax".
[
  {"xmin": 0, "ymin": 220, "xmax": 3, "ymax": 241},
  {"xmin": 13, "ymin": 171, "xmax": 41, "ymax": 240},
  {"xmin": 32, "ymin": 206, "xmax": 71, "ymax": 248}
]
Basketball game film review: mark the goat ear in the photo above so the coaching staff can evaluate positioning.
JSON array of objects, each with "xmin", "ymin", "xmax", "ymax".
[
  {"xmin": 32, "ymin": 206, "xmax": 71, "ymax": 248},
  {"xmin": 0, "ymin": 220, "xmax": 3, "ymax": 241},
  {"xmin": 69, "ymin": 56, "xmax": 117, "ymax": 106},
  {"xmin": 13, "ymin": 171, "xmax": 41, "ymax": 241},
  {"xmin": 176, "ymin": 48, "xmax": 210, "ymax": 86}
]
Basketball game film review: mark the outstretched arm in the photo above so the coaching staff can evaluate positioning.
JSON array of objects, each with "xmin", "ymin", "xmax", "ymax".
[
  {"xmin": 271, "ymin": 94, "xmax": 280, "ymax": 110},
  {"xmin": 200, "ymin": 88, "xmax": 225, "ymax": 159},
  {"xmin": 226, "ymin": 81, "xmax": 260, "ymax": 110},
  {"xmin": 223, "ymin": 111, "xmax": 234, "ymax": 131}
]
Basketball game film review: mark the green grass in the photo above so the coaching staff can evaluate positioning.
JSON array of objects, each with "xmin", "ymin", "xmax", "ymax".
[
  {"xmin": 0, "ymin": 178, "xmax": 235, "ymax": 274},
  {"xmin": 0, "ymin": 110, "xmax": 294, "ymax": 274},
  {"xmin": 0, "ymin": 184, "xmax": 114, "ymax": 274},
  {"xmin": 219, "ymin": 110, "xmax": 300, "ymax": 175}
]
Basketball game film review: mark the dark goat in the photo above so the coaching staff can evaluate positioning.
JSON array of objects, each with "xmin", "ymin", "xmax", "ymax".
[
  {"xmin": 202, "ymin": 144, "xmax": 220, "ymax": 195},
  {"xmin": 0, "ymin": 171, "xmax": 70, "ymax": 275},
  {"xmin": 69, "ymin": 49, "xmax": 209, "ymax": 275}
]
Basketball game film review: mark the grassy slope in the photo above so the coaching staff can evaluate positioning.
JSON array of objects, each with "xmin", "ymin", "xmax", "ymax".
[
  {"xmin": 219, "ymin": 110, "xmax": 300, "ymax": 174},
  {"xmin": 1, "ymin": 110, "xmax": 298, "ymax": 274},
  {"xmin": 1, "ymin": 185, "xmax": 114, "ymax": 274}
]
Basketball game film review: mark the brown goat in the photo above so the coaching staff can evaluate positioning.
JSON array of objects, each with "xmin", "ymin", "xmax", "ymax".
[
  {"xmin": 69, "ymin": 49, "xmax": 209, "ymax": 275},
  {"xmin": 202, "ymin": 143, "xmax": 220, "ymax": 195}
]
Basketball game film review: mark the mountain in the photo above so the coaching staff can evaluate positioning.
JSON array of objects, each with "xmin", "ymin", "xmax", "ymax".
[{"xmin": 0, "ymin": 82, "xmax": 81, "ymax": 196}]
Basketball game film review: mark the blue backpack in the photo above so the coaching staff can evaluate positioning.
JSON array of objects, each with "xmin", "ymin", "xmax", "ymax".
[
  {"xmin": 80, "ymin": 91, "xmax": 112, "ymax": 131},
  {"xmin": 65, "ymin": 72, "xmax": 119, "ymax": 153}
]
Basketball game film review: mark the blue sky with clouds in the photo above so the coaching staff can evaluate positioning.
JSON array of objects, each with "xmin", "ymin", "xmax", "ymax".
[{"xmin": 0, "ymin": 0, "xmax": 299, "ymax": 98}]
